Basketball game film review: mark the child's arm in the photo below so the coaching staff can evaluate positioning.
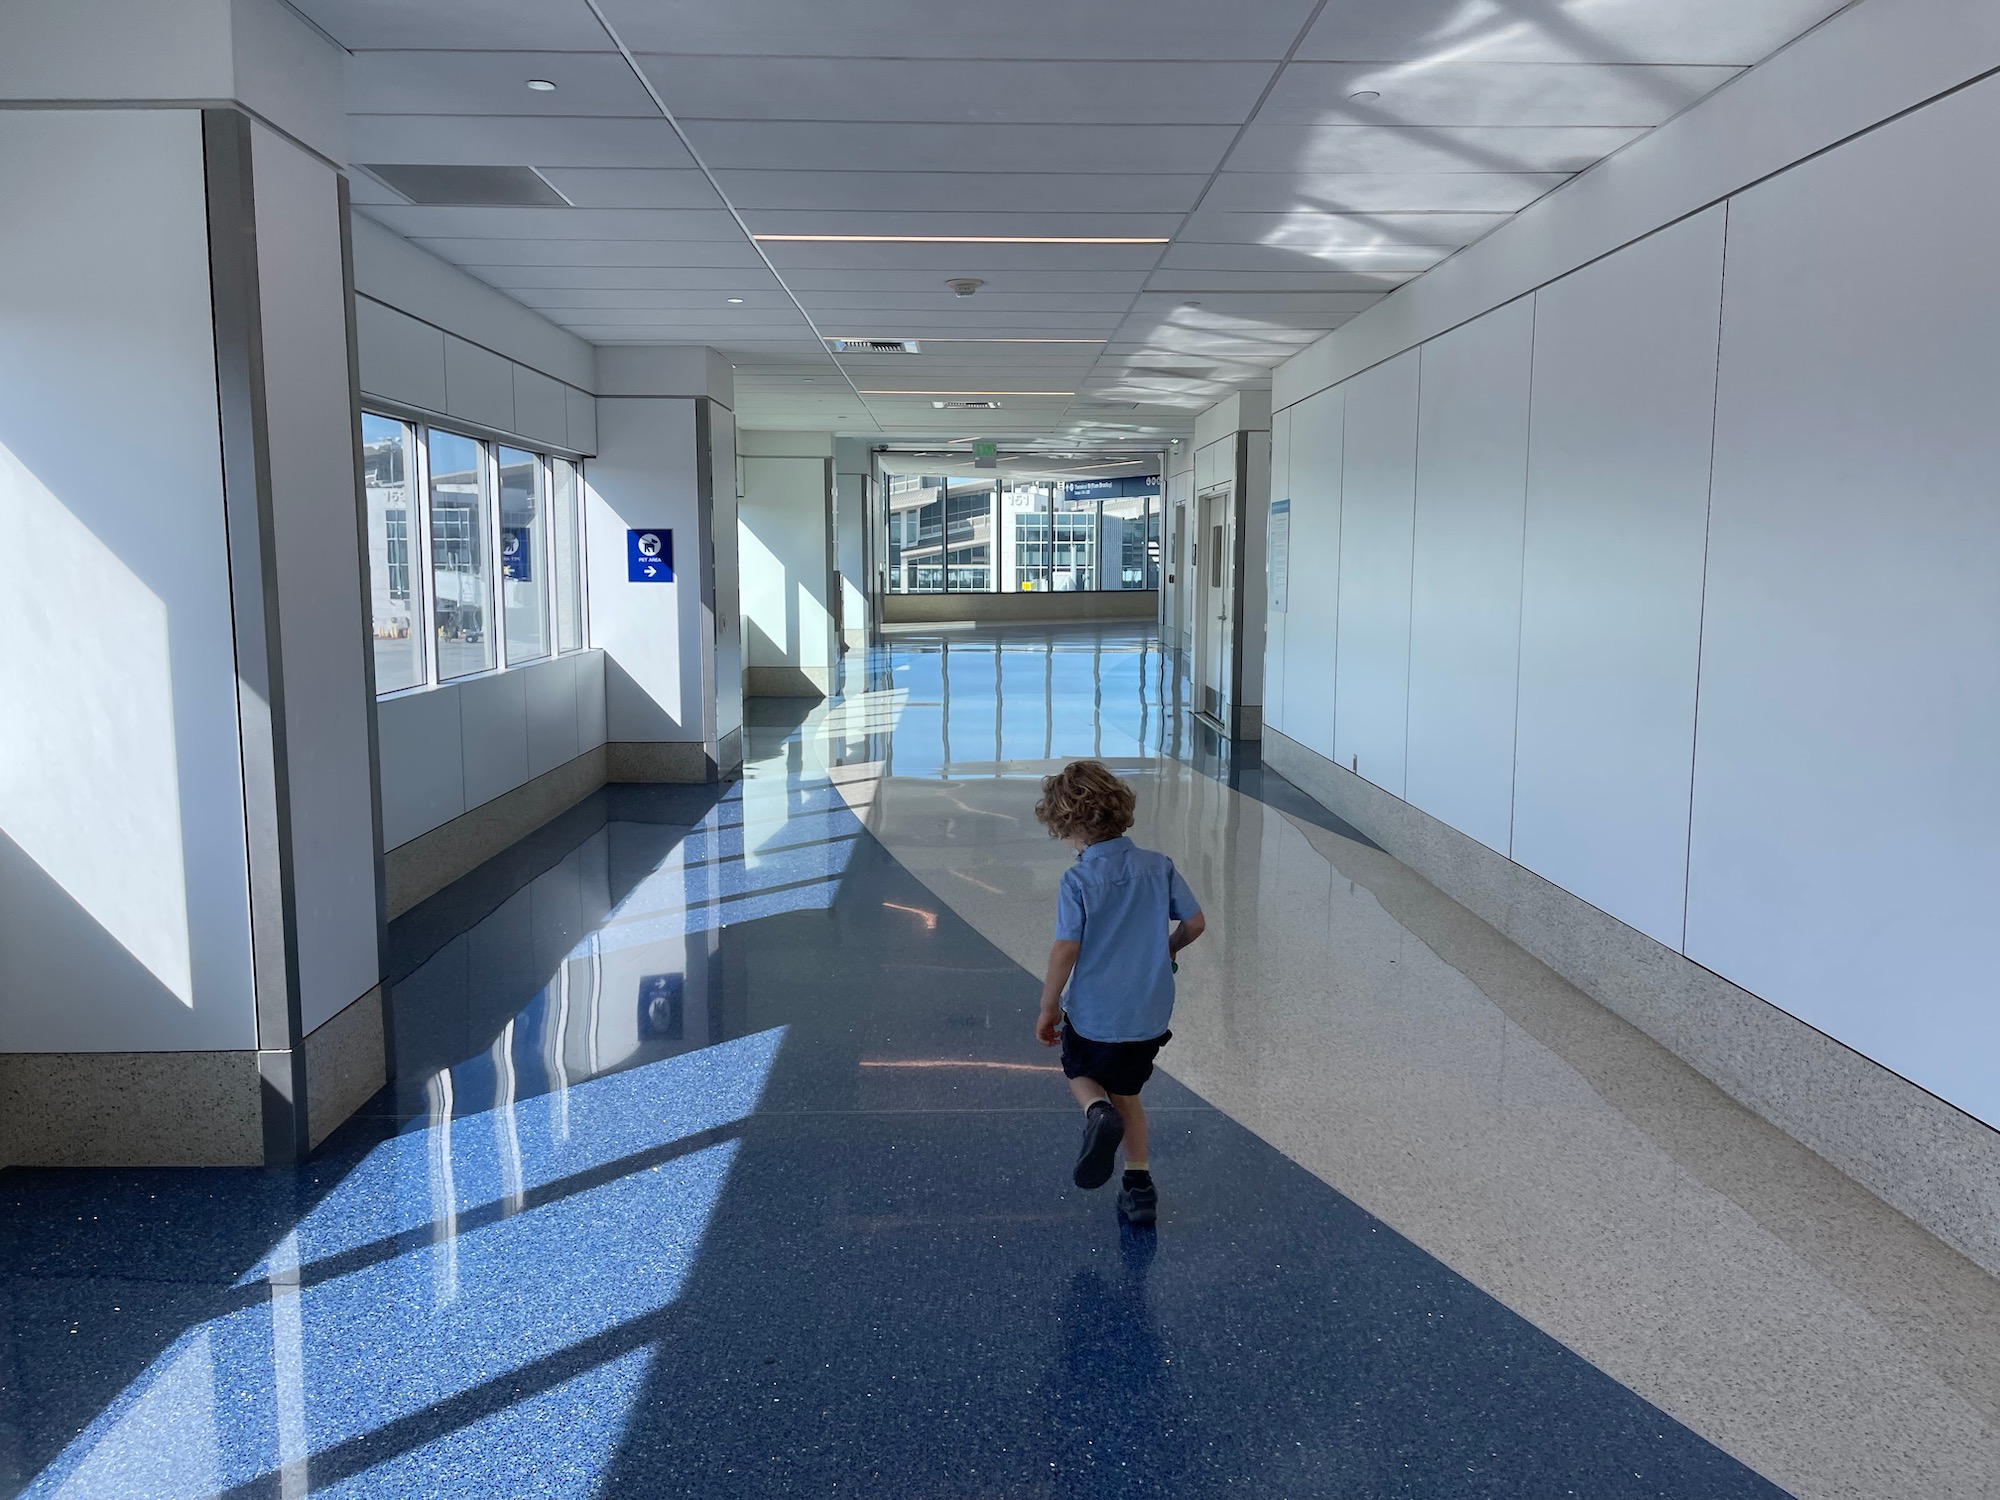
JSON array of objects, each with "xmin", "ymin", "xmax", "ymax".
[
  {"xmin": 1169, "ymin": 910, "xmax": 1206, "ymax": 957},
  {"xmin": 1034, "ymin": 940, "xmax": 1080, "ymax": 1046}
]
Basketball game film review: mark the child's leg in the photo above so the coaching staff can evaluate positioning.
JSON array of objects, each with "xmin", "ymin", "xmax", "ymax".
[
  {"xmin": 1067, "ymin": 1075, "xmax": 1109, "ymax": 1112},
  {"xmin": 1107, "ymin": 1093, "xmax": 1148, "ymax": 1167}
]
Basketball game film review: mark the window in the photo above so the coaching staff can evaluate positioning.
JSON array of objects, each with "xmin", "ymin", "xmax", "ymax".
[
  {"xmin": 365, "ymin": 410, "xmax": 588, "ymax": 696},
  {"xmin": 427, "ymin": 429, "xmax": 495, "ymax": 681},
  {"xmin": 884, "ymin": 468, "xmax": 1160, "ymax": 594},
  {"xmin": 552, "ymin": 457, "xmax": 584, "ymax": 652},
  {"xmin": 361, "ymin": 414, "xmax": 425, "ymax": 692},
  {"xmin": 498, "ymin": 446, "xmax": 550, "ymax": 665}
]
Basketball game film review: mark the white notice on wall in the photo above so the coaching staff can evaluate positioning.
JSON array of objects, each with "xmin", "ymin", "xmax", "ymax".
[{"xmin": 1268, "ymin": 498, "xmax": 1291, "ymax": 613}]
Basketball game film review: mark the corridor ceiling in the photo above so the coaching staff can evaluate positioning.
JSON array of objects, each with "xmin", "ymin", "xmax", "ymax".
[{"xmin": 303, "ymin": 0, "xmax": 1847, "ymax": 444}]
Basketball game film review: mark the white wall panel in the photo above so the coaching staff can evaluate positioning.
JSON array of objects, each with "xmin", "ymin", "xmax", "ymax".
[
  {"xmin": 524, "ymin": 652, "xmax": 582, "ymax": 779},
  {"xmin": 251, "ymin": 124, "xmax": 382, "ymax": 1033},
  {"xmin": 0, "ymin": 111, "xmax": 255, "ymax": 1051},
  {"xmin": 457, "ymin": 669, "xmax": 530, "ymax": 810},
  {"xmin": 354, "ymin": 297, "xmax": 446, "ymax": 413},
  {"xmin": 1404, "ymin": 299, "xmax": 1533, "ymax": 854},
  {"xmin": 1511, "ymin": 209, "xmax": 1724, "ymax": 949},
  {"xmin": 1331, "ymin": 351, "xmax": 1420, "ymax": 796},
  {"xmin": 1687, "ymin": 79, "xmax": 2000, "ymax": 1128},
  {"xmin": 376, "ymin": 685, "xmax": 464, "ymax": 850},
  {"xmin": 566, "ymin": 385, "xmax": 597, "ymax": 455},
  {"xmin": 1263, "ymin": 404, "xmax": 1291, "ymax": 734},
  {"xmin": 1278, "ymin": 387, "xmax": 1341, "ymax": 755},
  {"xmin": 740, "ymin": 452, "xmax": 834, "ymax": 675},
  {"xmin": 588, "ymin": 397, "xmax": 704, "ymax": 742},
  {"xmin": 576, "ymin": 647, "xmax": 608, "ymax": 751},
  {"xmin": 511, "ymin": 364, "xmax": 569, "ymax": 449},
  {"xmin": 443, "ymin": 333, "xmax": 515, "ymax": 433}
]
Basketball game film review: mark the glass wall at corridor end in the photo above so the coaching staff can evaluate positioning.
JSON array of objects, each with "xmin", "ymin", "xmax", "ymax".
[{"xmin": 884, "ymin": 471, "xmax": 1160, "ymax": 594}]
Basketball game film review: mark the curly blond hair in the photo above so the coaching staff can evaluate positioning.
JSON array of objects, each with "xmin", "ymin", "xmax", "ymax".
[{"xmin": 1034, "ymin": 760, "xmax": 1136, "ymax": 845}]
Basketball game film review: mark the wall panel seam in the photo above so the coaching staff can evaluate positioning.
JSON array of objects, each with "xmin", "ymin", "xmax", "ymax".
[
  {"xmin": 1506, "ymin": 293, "xmax": 1540, "ymax": 861},
  {"xmin": 1682, "ymin": 200, "xmax": 1733, "ymax": 955}
]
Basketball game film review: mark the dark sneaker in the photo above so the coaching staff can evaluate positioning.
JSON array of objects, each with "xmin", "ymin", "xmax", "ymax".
[
  {"xmin": 1117, "ymin": 1182, "xmax": 1159, "ymax": 1226},
  {"xmin": 1072, "ymin": 1102, "xmax": 1125, "ymax": 1189}
]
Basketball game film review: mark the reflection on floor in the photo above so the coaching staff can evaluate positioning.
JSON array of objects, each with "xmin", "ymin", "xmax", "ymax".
[{"xmin": 2, "ymin": 625, "xmax": 1996, "ymax": 1499}]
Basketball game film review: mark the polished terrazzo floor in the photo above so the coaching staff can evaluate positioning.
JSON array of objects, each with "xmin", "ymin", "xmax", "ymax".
[{"xmin": 3, "ymin": 625, "xmax": 1997, "ymax": 1498}]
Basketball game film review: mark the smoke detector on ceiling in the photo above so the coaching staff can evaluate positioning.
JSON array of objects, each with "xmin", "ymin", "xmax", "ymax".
[
  {"xmin": 829, "ymin": 338, "xmax": 921, "ymax": 354},
  {"xmin": 945, "ymin": 278, "xmax": 986, "ymax": 297}
]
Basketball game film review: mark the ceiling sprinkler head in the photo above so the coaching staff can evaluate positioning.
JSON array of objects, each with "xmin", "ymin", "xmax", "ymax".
[{"xmin": 946, "ymin": 277, "xmax": 986, "ymax": 298}]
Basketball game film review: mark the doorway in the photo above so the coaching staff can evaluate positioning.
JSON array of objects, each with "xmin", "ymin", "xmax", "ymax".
[{"xmin": 1193, "ymin": 483, "xmax": 1235, "ymax": 726}]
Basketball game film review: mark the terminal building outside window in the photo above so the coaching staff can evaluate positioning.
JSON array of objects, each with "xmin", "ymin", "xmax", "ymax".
[
  {"xmin": 886, "ymin": 472, "xmax": 1161, "ymax": 594},
  {"xmin": 361, "ymin": 410, "xmax": 587, "ymax": 696}
]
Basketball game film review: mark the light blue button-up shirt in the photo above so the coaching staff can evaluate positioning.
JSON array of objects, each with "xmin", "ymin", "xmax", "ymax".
[{"xmin": 1055, "ymin": 836, "xmax": 1202, "ymax": 1042}]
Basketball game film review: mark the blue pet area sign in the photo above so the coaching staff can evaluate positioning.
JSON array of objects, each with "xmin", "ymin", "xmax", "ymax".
[{"xmin": 627, "ymin": 528, "xmax": 673, "ymax": 582}]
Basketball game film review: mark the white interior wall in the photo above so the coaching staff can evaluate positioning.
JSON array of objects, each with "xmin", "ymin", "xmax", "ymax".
[
  {"xmin": 250, "ymin": 121, "xmax": 381, "ymax": 1033},
  {"xmin": 1263, "ymin": 405, "xmax": 1291, "ymax": 734},
  {"xmin": 1403, "ymin": 298, "xmax": 1534, "ymax": 857},
  {"xmin": 0, "ymin": 110, "xmax": 256, "ymax": 1052},
  {"xmin": 739, "ymin": 432, "xmax": 836, "ymax": 690},
  {"xmin": 1330, "ymin": 351, "xmax": 1418, "ymax": 796},
  {"xmin": 1277, "ymin": 389, "xmax": 1339, "ymax": 756},
  {"xmin": 1685, "ymin": 78, "xmax": 2000, "ymax": 1124},
  {"xmin": 707, "ymin": 403, "xmax": 743, "ymax": 743},
  {"xmin": 1511, "ymin": 209, "xmax": 1724, "ymax": 950},
  {"xmin": 1266, "ymin": 27, "xmax": 2000, "ymax": 1129},
  {"xmin": 587, "ymin": 396, "xmax": 707, "ymax": 744},
  {"xmin": 376, "ymin": 652, "xmax": 608, "ymax": 850}
]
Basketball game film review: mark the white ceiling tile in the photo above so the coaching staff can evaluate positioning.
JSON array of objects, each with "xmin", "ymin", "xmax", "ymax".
[
  {"xmin": 346, "ymin": 116, "xmax": 695, "ymax": 169},
  {"xmin": 681, "ymin": 122, "xmax": 1235, "ymax": 175},
  {"xmin": 1259, "ymin": 61, "xmax": 1737, "ymax": 128},
  {"xmin": 467, "ymin": 266, "xmax": 787, "ymax": 291},
  {"xmin": 1156, "ymin": 242, "xmax": 1452, "ymax": 273},
  {"xmin": 1297, "ymin": 0, "xmax": 1847, "ymax": 66},
  {"xmin": 367, "ymin": 207, "xmax": 747, "ymax": 241},
  {"xmin": 533, "ymin": 169, "xmax": 727, "ymax": 209},
  {"xmin": 798, "ymin": 291, "xmax": 1134, "ymax": 313},
  {"xmin": 635, "ymin": 57, "xmax": 1272, "ymax": 125},
  {"xmin": 780, "ymin": 269, "xmax": 1150, "ymax": 293},
  {"xmin": 292, "ymin": 0, "xmax": 609, "ymax": 49},
  {"xmin": 713, "ymin": 170, "xmax": 1209, "ymax": 214},
  {"xmin": 1180, "ymin": 210, "xmax": 1509, "ymax": 248},
  {"xmin": 1229, "ymin": 123, "xmax": 1646, "ymax": 173},
  {"xmin": 598, "ymin": 0, "xmax": 1319, "ymax": 60},
  {"xmin": 739, "ymin": 211, "xmax": 1184, "ymax": 239},
  {"xmin": 1131, "ymin": 290, "xmax": 1385, "ymax": 315},
  {"xmin": 516, "ymin": 288, "xmax": 798, "ymax": 310},
  {"xmin": 1202, "ymin": 170, "xmax": 1569, "ymax": 212},
  {"xmin": 347, "ymin": 52, "xmax": 653, "ymax": 118},
  {"xmin": 758, "ymin": 242, "xmax": 1168, "ymax": 271},
  {"xmin": 1143, "ymin": 268, "xmax": 1414, "ymax": 292},
  {"xmin": 411, "ymin": 238, "xmax": 768, "ymax": 267}
]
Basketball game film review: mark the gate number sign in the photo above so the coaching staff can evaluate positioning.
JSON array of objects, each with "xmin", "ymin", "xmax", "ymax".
[{"xmin": 627, "ymin": 528, "xmax": 674, "ymax": 582}]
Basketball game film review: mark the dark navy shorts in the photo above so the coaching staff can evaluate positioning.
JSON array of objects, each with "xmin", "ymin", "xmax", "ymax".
[{"xmin": 1060, "ymin": 1019, "xmax": 1172, "ymax": 1096}]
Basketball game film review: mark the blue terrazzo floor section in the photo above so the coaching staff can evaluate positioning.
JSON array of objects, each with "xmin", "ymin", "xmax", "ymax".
[{"xmin": 0, "ymin": 630, "xmax": 1791, "ymax": 1498}]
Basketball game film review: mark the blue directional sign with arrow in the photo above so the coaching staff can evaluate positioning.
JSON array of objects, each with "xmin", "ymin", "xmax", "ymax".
[{"xmin": 626, "ymin": 528, "xmax": 673, "ymax": 582}]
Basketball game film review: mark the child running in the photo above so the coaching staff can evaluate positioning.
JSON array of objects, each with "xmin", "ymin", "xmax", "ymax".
[{"xmin": 1032, "ymin": 760, "xmax": 1206, "ymax": 1226}]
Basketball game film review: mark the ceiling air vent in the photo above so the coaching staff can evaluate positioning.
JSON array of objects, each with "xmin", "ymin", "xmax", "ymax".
[
  {"xmin": 364, "ymin": 164, "xmax": 569, "ymax": 207},
  {"xmin": 932, "ymin": 399, "xmax": 1001, "ymax": 409},
  {"xmin": 829, "ymin": 338, "xmax": 921, "ymax": 354}
]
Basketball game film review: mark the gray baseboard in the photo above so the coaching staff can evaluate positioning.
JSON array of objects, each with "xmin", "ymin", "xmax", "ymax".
[
  {"xmin": 745, "ymin": 664, "xmax": 832, "ymax": 699},
  {"xmin": 385, "ymin": 746, "xmax": 608, "ymax": 919},
  {"xmin": 303, "ymin": 985, "xmax": 388, "ymax": 1149},
  {"xmin": 606, "ymin": 740, "xmax": 715, "ymax": 783},
  {"xmin": 1262, "ymin": 727, "xmax": 2000, "ymax": 1278},
  {"xmin": 0, "ymin": 1049, "xmax": 262, "ymax": 1167}
]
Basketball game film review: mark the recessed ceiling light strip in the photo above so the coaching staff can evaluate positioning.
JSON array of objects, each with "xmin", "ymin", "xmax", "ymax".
[
  {"xmin": 1065, "ymin": 0, "xmax": 1334, "ymax": 431},
  {"xmin": 578, "ymin": 0, "xmax": 880, "ymax": 429}
]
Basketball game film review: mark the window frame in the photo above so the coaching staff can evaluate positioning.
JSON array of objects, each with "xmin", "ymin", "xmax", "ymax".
[{"xmin": 363, "ymin": 405, "xmax": 590, "ymax": 700}]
